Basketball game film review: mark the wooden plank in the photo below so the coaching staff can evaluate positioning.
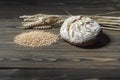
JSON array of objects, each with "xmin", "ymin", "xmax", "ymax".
[
  {"xmin": 0, "ymin": 27, "xmax": 119, "ymax": 68},
  {"xmin": 0, "ymin": 1, "xmax": 119, "ymax": 20},
  {"xmin": 0, "ymin": 69, "xmax": 120, "ymax": 80},
  {"xmin": 0, "ymin": 1, "xmax": 119, "ymax": 69},
  {"xmin": 0, "ymin": 1, "xmax": 120, "ymax": 79}
]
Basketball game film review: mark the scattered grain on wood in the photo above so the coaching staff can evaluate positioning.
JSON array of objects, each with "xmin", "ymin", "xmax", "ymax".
[{"xmin": 14, "ymin": 30, "xmax": 59, "ymax": 47}]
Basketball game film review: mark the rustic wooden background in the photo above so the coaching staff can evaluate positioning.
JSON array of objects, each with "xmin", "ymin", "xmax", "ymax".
[{"xmin": 0, "ymin": 0, "xmax": 120, "ymax": 80}]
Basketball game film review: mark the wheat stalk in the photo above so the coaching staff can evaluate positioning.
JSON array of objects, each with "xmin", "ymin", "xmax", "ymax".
[{"xmin": 19, "ymin": 14, "xmax": 120, "ymax": 30}]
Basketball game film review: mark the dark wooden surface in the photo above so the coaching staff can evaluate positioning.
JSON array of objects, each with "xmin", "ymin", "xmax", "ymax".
[{"xmin": 0, "ymin": 0, "xmax": 120, "ymax": 79}]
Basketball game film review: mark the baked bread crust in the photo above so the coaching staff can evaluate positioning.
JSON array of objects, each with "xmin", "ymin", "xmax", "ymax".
[{"xmin": 60, "ymin": 16, "xmax": 102, "ymax": 47}]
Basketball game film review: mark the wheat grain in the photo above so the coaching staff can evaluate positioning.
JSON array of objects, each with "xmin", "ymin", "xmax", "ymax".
[{"xmin": 14, "ymin": 30, "xmax": 59, "ymax": 47}]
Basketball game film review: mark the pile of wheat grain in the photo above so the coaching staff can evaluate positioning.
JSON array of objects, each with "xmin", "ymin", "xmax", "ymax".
[{"xmin": 14, "ymin": 30, "xmax": 59, "ymax": 47}]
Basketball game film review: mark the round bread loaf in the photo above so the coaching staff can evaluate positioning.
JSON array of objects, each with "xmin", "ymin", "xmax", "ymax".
[{"xmin": 60, "ymin": 16, "xmax": 102, "ymax": 47}]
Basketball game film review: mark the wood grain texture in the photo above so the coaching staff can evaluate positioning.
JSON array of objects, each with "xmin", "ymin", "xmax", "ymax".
[
  {"xmin": 0, "ymin": 1, "xmax": 120, "ymax": 78},
  {"xmin": 0, "ymin": 2, "xmax": 120, "ymax": 69},
  {"xmin": 0, "ymin": 28, "xmax": 120, "ymax": 69},
  {"xmin": 0, "ymin": 69, "xmax": 120, "ymax": 80}
]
